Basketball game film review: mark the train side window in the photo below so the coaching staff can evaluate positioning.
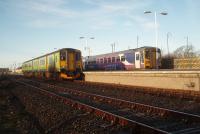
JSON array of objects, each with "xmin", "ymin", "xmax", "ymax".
[
  {"xmin": 116, "ymin": 57, "xmax": 120, "ymax": 62},
  {"xmin": 104, "ymin": 58, "xmax": 107, "ymax": 63},
  {"xmin": 40, "ymin": 59, "xmax": 45, "ymax": 65},
  {"xmin": 121, "ymin": 56, "xmax": 125, "ymax": 61},
  {"xmin": 136, "ymin": 54, "xmax": 140, "ymax": 60},
  {"xmin": 48, "ymin": 55, "xmax": 54, "ymax": 65},
  {"xmin": 100, "ymin": 58, "xmax": 103, "ymax": 64},
  {"xmin": 112, "ymin": 57, "xmax": 115, "ymax": 62},
  {"xmin": 108, "ymin": 58, "xmax": 111, "ymax": 63}
]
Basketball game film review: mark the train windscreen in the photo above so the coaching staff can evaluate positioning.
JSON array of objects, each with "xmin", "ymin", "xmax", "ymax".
[{"xmin": 145, "ymin": 50, "xmax": 150, "ymax": 59}]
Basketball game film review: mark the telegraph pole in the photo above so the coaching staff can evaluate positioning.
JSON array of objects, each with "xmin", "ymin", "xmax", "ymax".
[
  {"xmin": 167, "ymin": 32, "xmax": 172, "ymax": 57},
  {"xmin": 137, "ymin": 35, "xmax": 139, "ymax": 48},
  {"xmin": 111, "ymin": 44, "xmax": 113, "ymax": 53},
  {"xmin": 186, "ymin": 36, "xmax": 189, "ymax": 57}
]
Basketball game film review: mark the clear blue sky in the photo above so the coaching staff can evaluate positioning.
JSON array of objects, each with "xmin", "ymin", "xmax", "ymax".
[{"xmin": 0, "ymin": 0, "xmax": 199, "ymax": 68}]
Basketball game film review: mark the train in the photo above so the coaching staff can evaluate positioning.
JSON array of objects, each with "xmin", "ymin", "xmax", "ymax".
[
  {"xmin": 84, "ymin": 46, "xmax": 161, "ymax": 71},
  {"xmin": 22, "ymin": 48, "xmax": 84, "ymax": 80},
  {"xmin": 0, "ymin": 68, "xmax": 9, "ymax": 75}
]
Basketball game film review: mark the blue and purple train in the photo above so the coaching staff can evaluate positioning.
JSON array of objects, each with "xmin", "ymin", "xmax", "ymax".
[{"xmin": 84, "ymin": 46, "xmax": 161, "ymax": 71}]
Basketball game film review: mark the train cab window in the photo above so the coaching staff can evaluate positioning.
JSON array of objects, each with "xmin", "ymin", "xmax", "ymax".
[
  {"xmin": 136, "ymin": 54, "xmax": 140, "ymax": 60},
  {"xmin": 60, "ymin": 52, "xmax": 66, "ymax": 60},
  {"xmin": 121, "ymin": 56, "xmax": 125, "ymax": 61},
  {"xmin": 76, "ymin": 53, "xmax": 81, "ymax": 61},
  {"xmin": 145, "ymin": 51, "xmax": 150, "ymax": 59},
  {"xmin": 108, "ymin": 58, "xmax": 111, "ymax": 63},
  {"xmin": 116, "ymin": 57, "xmax": 120, "ymax": 62},
  {"xmin": 112, "ymin": 57, "xmax": 115, "ymax": 62}
]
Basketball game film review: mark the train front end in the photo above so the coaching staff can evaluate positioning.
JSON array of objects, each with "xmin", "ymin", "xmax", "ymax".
[
  {"xmin": 60, "ymin": 49, "xmax": 84, "ymax": 80},
  {"xmin": 144, "ymin": 47, "xmax": 161, "ymax": 69}
]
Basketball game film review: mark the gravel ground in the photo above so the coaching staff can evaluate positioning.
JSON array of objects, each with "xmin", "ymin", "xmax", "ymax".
[
  {"xmin": 0, "ymin": 77, "xmax": 126, "ymax": 134},
  {"xmin": 45, "ymin": 80, "xmax": 200, "ymax": 115},
  {"xmin": 0, "ymin": 78, "xmax": 42, "ymax": 134}
]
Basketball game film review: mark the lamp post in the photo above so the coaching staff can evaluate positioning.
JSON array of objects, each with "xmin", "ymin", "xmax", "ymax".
[
  {"xmin": 144, "ymin": 11, "xmax": 168, "ymax": 69},
  {"xmin": 137, "ymin": 35, "xmax": 139, "ymax": 48},
  {"xmin": 167, "ymin": 32, "xmax": 172, "ymax": 57},
  {"xmin": 111, "ymin": 43, "xmax": 115, "ymax": 53},
  {"xmin": 79, "ymin": 37, "xmax": 95, "ymax": 56}
]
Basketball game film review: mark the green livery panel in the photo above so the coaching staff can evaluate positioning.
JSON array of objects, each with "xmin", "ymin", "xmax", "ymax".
[
  {"xmin": 22, "ymin": 48, "xmax": 83, "ymax": 80},
  {"xmin": 38, "ymin": 57, "xmax": 46, "ymax": 71},
  {"xmin": 33, "ymin": 59, "xmax": 39, "ymax": 71},
  {"xmin": 55, "ymin": 52, "xmax": 60, "ymax": 72}
]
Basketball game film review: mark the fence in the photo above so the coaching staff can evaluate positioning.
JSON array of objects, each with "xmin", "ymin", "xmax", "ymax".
[{"xmin": 174, "ymin": 58, "xmax": 200, "ymax": 69}]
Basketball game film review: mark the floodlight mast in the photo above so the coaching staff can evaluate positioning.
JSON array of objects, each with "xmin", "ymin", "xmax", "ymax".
[
  {"xmin": 144, "ymin": 11, "xmax": 168, "ymax": 69},
  {"xmin": 79, "ymin": 36, "xmax": 95, "ymax": 56}
]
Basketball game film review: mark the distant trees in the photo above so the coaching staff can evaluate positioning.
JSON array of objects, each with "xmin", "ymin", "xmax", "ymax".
[
  {"xmin": 161, "ymin": 45, "xmax": 200, "ymax": 69},
  {"xmin": 173, "ymin": 45, "xmax": 197, "ymax": 58}
]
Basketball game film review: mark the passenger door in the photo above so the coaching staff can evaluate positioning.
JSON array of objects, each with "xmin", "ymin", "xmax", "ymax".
[
  {"xmin": 68, "ymin": 51, "xmax": 75, "ymax": 71},
  {"xmin": 135, "ymin": 52, "xmax": 140, "ymax": 68}
]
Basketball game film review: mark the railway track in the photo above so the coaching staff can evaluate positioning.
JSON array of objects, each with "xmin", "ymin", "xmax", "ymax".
[
  {"xmin": 73, "ymin": 81, "xmax": 200, "ymax": 102},
  {"xmin": 13, "ymin": 78, "xmax": 200, "ymax": 134},
  {"xmin": 6, "ymin": 79, "xmax": 122, "ymax": 133},
  {"xmin": 57, "ymin": 81, "xmax": 200, "ymax": 114},
  {"xmin": 23, "ymin": 76, "xmax": 200, "ymax": 115}
]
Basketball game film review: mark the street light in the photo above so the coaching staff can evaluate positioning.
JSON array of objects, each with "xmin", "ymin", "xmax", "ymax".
[
  {"xmin": 144, "ymin": 10, "xmax": 168, "ymax": 68},
  {"xmin": 167, "ymin": 32, "xmax": 172, "ymax": 57},
  {"xmin": 79, "ymin": 36, "xmax": 95, "ymax": 56},
  {"xmin": 136, "ymin": 35, "xmax": 139, "ymax": 48},
  {"xmin": 111, "ymin": 43, "xmax": 116, "ymax": 53}
]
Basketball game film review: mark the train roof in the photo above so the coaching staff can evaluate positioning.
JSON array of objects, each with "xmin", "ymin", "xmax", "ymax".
[
  {"xmin": 23, "ymin": 48, "xmax": 80, "ymax": 64},
  {"xmin": 85, "ymin": 46, "xmax": 159, "ymax": 59}
]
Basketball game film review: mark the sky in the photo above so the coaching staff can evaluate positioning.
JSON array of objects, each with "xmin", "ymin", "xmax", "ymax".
[{"xmin": 0, "ymin": 0, "xmax": 200, "ymax": 68}]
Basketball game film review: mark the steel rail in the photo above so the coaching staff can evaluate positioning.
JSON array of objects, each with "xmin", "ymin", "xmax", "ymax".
[
  {"xmin": 15, "ymin": 80, "xmax": 169, "ymax": 134},
  {"xmin": 35, "ymin": 80, "xmax": 200, "ymax": 123},
  {"xmin": 73, "ymin": 80, "xmax": 200, "ymax": 102}
]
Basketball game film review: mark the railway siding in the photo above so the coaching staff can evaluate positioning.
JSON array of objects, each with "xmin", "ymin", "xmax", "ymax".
[
  {"xmin": 14, "ymin": 78, "xmax": 200, "ymax": 133},
  {"xmin": 84, "ymin": 71, "xmax": 200, "ymax": 91}
]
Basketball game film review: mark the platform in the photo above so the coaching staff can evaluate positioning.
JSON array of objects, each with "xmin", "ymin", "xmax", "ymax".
[{"xmin": 84, "ymin": 71, "xmax": 200, "ymax": 91}]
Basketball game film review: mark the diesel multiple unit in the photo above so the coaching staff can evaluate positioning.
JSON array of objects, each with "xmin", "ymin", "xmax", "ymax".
[
  {"xmin": 84, "ymin": 46, "xmax": 161, "ymax": 71},
  {"xmin": 22, "ymin": 48, "xmax": 84, "ymax": 80}
]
